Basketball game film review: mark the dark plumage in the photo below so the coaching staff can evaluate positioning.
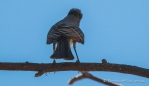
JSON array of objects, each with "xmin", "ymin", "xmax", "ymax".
[{"xmin": 47, "ymin": 8, "xmax": 84, "ymax": 61}]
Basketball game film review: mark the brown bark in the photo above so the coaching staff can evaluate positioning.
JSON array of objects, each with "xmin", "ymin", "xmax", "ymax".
[{"xmin": 0, "ymin": 62, "xmax": 148, "ymax": 78}]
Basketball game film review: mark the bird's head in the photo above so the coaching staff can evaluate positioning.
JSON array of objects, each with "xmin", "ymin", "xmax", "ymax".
[{"xmin": 68, "ymin": 8, "xmax": 83, "ymax": 20}]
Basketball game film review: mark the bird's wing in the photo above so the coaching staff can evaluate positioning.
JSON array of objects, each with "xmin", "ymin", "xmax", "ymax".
[
  {"xmin": 57, "ymin": 25, "xmax": 84, "ymax": 44},
  {"xmin": 47, "ymin": 24, "xmax": 84, "ymax": 44}
]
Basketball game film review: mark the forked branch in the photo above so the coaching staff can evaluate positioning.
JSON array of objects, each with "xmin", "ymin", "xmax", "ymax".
[{"xmin": 68, "ymin": 71, "xmax": 122, "ymax": 86}]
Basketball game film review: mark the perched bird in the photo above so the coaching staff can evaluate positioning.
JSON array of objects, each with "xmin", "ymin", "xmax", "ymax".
[{"xmin": 47, "ymin": 8, "xmax": 84, "ymax": 63}]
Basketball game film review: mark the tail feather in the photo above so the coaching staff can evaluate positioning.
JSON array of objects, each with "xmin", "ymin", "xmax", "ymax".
[{"xmin": 50, "ymin": 38, "xmax": 74, "ymax": 60}]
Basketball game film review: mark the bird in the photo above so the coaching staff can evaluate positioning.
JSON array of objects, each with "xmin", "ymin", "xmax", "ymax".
[{"xmin": 47, "ymin": 8, "xmax": 84, "ymax": 63}]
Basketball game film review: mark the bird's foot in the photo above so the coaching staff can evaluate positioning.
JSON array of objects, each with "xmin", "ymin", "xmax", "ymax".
[
  {"xmin": 53, "ymin": 59, "xmax": 56, "ymax": 64},
  {"xmin": 76, "ymin": 59, "xmax": 80, "ymax": 63},
  {"xmin": 52, "ymin": 60, "xmax": 56, "ymax": 74},
  {"xmin": 76, "ymin": 60, "xmax": 80, "ymax": 73}
]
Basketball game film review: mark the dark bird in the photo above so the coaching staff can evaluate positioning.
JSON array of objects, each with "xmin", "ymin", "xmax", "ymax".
[{"xmin": 47, "ymin": 8, "xmax": 84, "ymax": 63}]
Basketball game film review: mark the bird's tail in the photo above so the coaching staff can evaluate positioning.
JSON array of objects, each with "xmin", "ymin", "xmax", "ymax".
[{"xmin": 50, "ymin": 38, "xmax": 74, "ymax": 60}]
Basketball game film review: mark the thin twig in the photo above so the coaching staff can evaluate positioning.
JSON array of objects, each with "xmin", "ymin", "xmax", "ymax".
[{"xmin": 68, "ymin": 71, "xmax": 121, "ymax": 86}]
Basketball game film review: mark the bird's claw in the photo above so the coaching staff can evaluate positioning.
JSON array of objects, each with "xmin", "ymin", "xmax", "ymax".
[
  {"xmin": 53, "ymin": 60, "xmax": 56, "ymax": 64},
  {"xmin": 52, "ymin": 60, "xmax": 56, "ymax": 74},
  {"xmin": 76, "ymin": 59, "xmax": 80, "ymax": 63}
]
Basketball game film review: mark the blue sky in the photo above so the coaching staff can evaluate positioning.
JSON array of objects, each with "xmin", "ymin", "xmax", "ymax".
[{"xmin": 0, "ymin": 0, "xmax": 149, "ymax": 86}]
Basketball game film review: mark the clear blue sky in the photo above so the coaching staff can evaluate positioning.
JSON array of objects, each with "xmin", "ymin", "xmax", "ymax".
[{"xmin": 0, "ymin": 0, "xmax": 149, "ymax": 86}]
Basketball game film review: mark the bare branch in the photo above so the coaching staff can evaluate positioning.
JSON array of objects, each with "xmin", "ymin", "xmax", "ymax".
[
  {"xmin": 68, "ymin": 71, "xmax": 121, "ymax": 86},
  {"xmin": 0, "ymin": 62, "xmax": 149, "ymax": 78}
]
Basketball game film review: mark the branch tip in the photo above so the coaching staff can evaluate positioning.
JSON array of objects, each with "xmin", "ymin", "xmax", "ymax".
[{"xmin": 35, "ymin": 70, "xmax": 44, "ymax": 77}]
